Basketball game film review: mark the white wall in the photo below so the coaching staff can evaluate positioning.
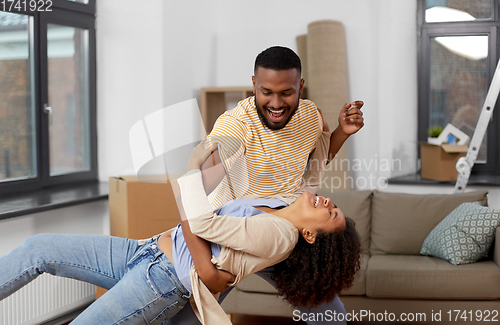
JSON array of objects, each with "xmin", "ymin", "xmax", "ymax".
[
  {"xmin": 163, "ymin": 1, "xmax": 218, "ymax": 107},
  {"xmin": 96, "ymin": 0, "xmax": 164, "ymax": 179},
  {"xmin": 96, "ymin": 0, "xmax": 418, "ymax": 187}
]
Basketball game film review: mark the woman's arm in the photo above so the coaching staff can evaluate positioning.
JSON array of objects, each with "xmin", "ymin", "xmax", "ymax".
[
  {"xmin": 180, "ymin": 219, "xmax": 234, "ymax": 294},
  {"xmin": 174, "ymin": 147, "xmax": 234, "ymax": 294},
  {"xmin": 178, "ymin": 169, "xmax": 297, "ymax": 259}
]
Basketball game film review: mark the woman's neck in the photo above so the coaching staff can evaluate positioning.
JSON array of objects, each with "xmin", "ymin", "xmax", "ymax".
[
  {"xmin": 255, "ymin": 206, "xmax": 279, "ymax": 214},
  {"xmin": 255, "ymin": 206, "xmax": 293, "ymax": 223},
  {"xmin": 255, "ymin": 205, "xmax": 299, "ymax": 230}
]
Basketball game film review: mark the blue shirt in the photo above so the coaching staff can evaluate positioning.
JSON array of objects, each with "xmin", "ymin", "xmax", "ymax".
[{"xmin": 171, "ymin": 198, "xmax": 288, "ymax": 293}]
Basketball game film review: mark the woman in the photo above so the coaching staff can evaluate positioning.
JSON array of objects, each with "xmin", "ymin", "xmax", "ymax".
[
  {"xmin": 167, "ymin": 138, "xmax": 360, "ymax": 324},
  {"xmin": 0, "ymin": 133, "xmax": 360, "ymax": 325}
]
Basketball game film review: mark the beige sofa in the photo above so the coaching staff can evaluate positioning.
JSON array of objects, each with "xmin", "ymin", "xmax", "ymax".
[{"xmin": 221, "ymin": 190, "xmax": 500, "ymax": 324}]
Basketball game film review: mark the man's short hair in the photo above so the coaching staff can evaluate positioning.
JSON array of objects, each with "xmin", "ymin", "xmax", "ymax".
[{"xmin": 254, "ymin": 46, "xmax": 301, "ymax": 75}]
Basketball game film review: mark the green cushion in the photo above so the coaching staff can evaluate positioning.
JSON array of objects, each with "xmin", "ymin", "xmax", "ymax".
[{"xmin": 420, "ymin": 202, "xmax": 500, "ymax": 265}]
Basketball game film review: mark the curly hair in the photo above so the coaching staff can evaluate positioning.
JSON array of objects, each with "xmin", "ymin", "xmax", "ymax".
[{"xmin": 271, "ymin": 217, "xmax": 361, "ymax": 309}]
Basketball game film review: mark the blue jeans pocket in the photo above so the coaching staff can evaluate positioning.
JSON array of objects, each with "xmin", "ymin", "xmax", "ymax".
[
  {"xmin": 126, "ymin": 244, "xmax": 148, "ymax": 271},
  {"xmin": 146, "ymin": 259, "xmax": 190, "ymax": 322}
]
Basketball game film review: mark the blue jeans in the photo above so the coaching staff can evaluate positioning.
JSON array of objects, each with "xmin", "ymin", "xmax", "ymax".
[
  {"xmin": 0, "ymin": 233, "xmax": 346, "ymax": 325},
  {"xmin": 0, "ymin": 233, "xmax": 190, "ymax": 325}
]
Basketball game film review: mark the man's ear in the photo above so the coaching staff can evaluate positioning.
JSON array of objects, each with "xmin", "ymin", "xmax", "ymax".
[
  {"xmin": 252, "ymin": 75, "xmax": 256, "ymax": 93},
  {"xmin": 299, "ymin": 78, "xmax": 305, "ymax": 97},
  {"xmin": 301, "ymin": 228, "xmax": 316, "ymax": 245}
]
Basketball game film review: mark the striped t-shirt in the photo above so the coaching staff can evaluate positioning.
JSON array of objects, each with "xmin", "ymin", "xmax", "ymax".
[{"xmin": 206, "ymin": 96, "xmax": 322, "ymax": 209}]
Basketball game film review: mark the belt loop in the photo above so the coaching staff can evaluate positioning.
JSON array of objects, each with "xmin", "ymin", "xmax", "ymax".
[{"xmin": 138, "ymin": 234, "xmax": 160, "ymax": 246}]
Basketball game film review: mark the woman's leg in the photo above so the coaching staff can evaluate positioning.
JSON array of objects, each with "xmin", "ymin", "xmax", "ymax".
[
  {"xmin": 70, "ymin": 239, "xmax": 190, "ymax": 325},
  {"xmin": 0, "ymin": 233, "xmax": 139, "ymax": 300}
]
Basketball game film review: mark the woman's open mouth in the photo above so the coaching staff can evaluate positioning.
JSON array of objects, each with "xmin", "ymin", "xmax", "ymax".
[{"xmin": 267, "ymin": 107, "xmax": 286, "ymax": 123}]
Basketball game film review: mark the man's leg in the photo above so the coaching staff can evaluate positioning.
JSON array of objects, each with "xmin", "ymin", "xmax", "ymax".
[
  {"xmin": 159, "ymin": 301, "xmax": 201, "ymax": 325},
  {"xmin": 158, "ymin": 266, "xmax": 347, "ymax": 325},
  {"xmin": 159, "ymin": 285, "xmax": 236, "ymax": 325},
  {"xmin": 255, "ymin": 267, "xmax": 348, "ymax": 325},
  {"xmin": 0, "ymin": 233, "xmax": 139, "ymax": 299}
]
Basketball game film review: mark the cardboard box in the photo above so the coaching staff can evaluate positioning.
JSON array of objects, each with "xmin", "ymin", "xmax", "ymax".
[
  {"xmin": 96, "ymin": 176, "xmax": 181, "ymax": 298},
  {"xmin": 420, "ymin": 143, "xmax": 468, "ymax": 181},
  {"xmin": 109, "ymin": 176, "xmax": 181, "ymax": 239}
]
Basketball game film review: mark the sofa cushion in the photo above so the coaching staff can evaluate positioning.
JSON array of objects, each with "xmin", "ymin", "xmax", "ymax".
[
  {"xmin": 341, "ymin": 253, "xmax": 368, "ymax": 296},
  {"xmin": 317, "ymin": 189, "xmax": 372, "ymax": 253},
  {"xmin": 236, "ymin": 253, "xmax": 370, "ymax": 296},
  {"xmin": 237, "ymin": 274, "xmax": 276, "ymax": 294},
  {"xmin": 421, "ymin": 202, "xmax": 500, "ymax": 265},
  {"xmin": 366, "ymin": 255, "xmax": 500, "ymax": 299},
  {"xmin": 370, "ymin": 190, "xmax": 488, "ymax": 255}
]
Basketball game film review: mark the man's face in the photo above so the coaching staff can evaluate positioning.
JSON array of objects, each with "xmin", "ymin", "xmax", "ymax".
[{"xmin": 252, "ymin": 67, "xmax": 304, "ymax": 130}]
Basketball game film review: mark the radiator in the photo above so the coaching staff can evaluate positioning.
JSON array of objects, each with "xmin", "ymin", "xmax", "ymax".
[{"xmin": 0, "ymin": 274, "xmax": 95, "ymax": 325}]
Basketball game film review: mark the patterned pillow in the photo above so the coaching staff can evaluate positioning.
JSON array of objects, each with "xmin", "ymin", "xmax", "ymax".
[{"xmin": 420, "ymin": 202, "xmax": 500, "ymax": 265}]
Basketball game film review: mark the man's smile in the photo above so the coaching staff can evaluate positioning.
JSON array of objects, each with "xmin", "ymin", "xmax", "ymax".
[{"xmin": 266, "ymin": 106, "xmax": 287, "ymax": 123}]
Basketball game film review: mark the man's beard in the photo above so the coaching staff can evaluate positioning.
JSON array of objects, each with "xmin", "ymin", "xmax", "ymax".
[{"xmin": 254, "ymin": 96, "xmax": 299, "ymax": 131}]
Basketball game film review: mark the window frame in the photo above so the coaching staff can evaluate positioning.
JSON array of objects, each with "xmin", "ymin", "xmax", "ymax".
[
  {"xmin": 417, "ymin": 0, "xmax": 500, "ymax": 175},
  {"xmin": 0, "ymin": 1, "xmax": 96, "ymax": 196}
]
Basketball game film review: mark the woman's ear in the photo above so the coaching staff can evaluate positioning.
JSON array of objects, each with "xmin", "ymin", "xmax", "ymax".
[{"xmin": 301, "ymin": 228, "xmax": 316, "ymax": 244}]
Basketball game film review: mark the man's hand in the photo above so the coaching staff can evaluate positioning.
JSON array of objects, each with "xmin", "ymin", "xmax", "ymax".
[
  {"xmin": 337, "ymin": 100, "xmax": 364, "ymax": 136},
  {"xmin": 205, "ymin": 269, "xmax": 236, "ymax": 294},
  {"xmin": 326, "ymin": 100, "xmax": 364, "ymax": 162}
]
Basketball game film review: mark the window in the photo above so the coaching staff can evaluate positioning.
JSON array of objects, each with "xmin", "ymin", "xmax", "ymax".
[
  {"xmin": 0, "ymin": 0, "xmax": 96, "ymax": 195},
  {"xmin": 418, "ymin": 0, "xmax": 500, "ymax": 175}
]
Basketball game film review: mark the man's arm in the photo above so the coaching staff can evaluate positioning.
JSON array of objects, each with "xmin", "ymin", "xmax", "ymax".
[
  {"xmin": 319, "ymin": 101, "xmax": 364, "ymax": 163},
  {"xmin": 200, "ymin": 147, "xmax": 225, "ymax": 194},
  {"xmin": 298, "ymin": 130, "xmax": 331, "ymax": 194}
]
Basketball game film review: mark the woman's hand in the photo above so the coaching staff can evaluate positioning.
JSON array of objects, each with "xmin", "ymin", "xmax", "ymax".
[
  {"xmin": 187, "ymin": 139, "xmax": 214, "ymax": 171},
  {"xmin": 205, "ymin": 269, "xmax": 236, "ymax": 294}
]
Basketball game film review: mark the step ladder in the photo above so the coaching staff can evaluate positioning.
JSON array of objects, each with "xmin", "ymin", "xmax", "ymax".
[{"xmin": 454, "ymin": 59, "xmax": 500, "ymax": 193}]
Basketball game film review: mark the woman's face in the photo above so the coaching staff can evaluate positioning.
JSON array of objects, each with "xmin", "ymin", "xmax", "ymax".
[{"xmin": 294, "ymin": 191, "xmax": 346, "ymax": 236}]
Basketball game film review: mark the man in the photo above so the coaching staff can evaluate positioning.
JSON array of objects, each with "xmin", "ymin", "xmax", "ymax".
[{"xmin": 169, "ymin": 46, "xmax": 364, "ymax": 325}]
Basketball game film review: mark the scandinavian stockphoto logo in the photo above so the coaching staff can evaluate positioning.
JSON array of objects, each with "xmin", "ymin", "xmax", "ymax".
[
  {"xmin": 128, "ymin": 98, "xmax": 248, "ymax": 191},
  {"xmin": 128, "ymin": 99, "xmax": 248, "ymax": 221},
  {"xmin": 128, "ymin": 99, "xmax": 207, "ymax": 183}
]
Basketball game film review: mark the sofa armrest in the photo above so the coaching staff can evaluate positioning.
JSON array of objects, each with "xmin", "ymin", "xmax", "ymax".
[{"xmin": 494, "ymin": 227, "xmax": 500, "ymax": 267}]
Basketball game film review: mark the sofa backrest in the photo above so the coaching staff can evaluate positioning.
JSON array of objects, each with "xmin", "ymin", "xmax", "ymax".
[
  {"xmin": 370, "ymin": 190, "xmax": 489, "ymax": 255},
  {"xmin": 317, "ymin": 189, "xmax": 372, "ymax": 254}
]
